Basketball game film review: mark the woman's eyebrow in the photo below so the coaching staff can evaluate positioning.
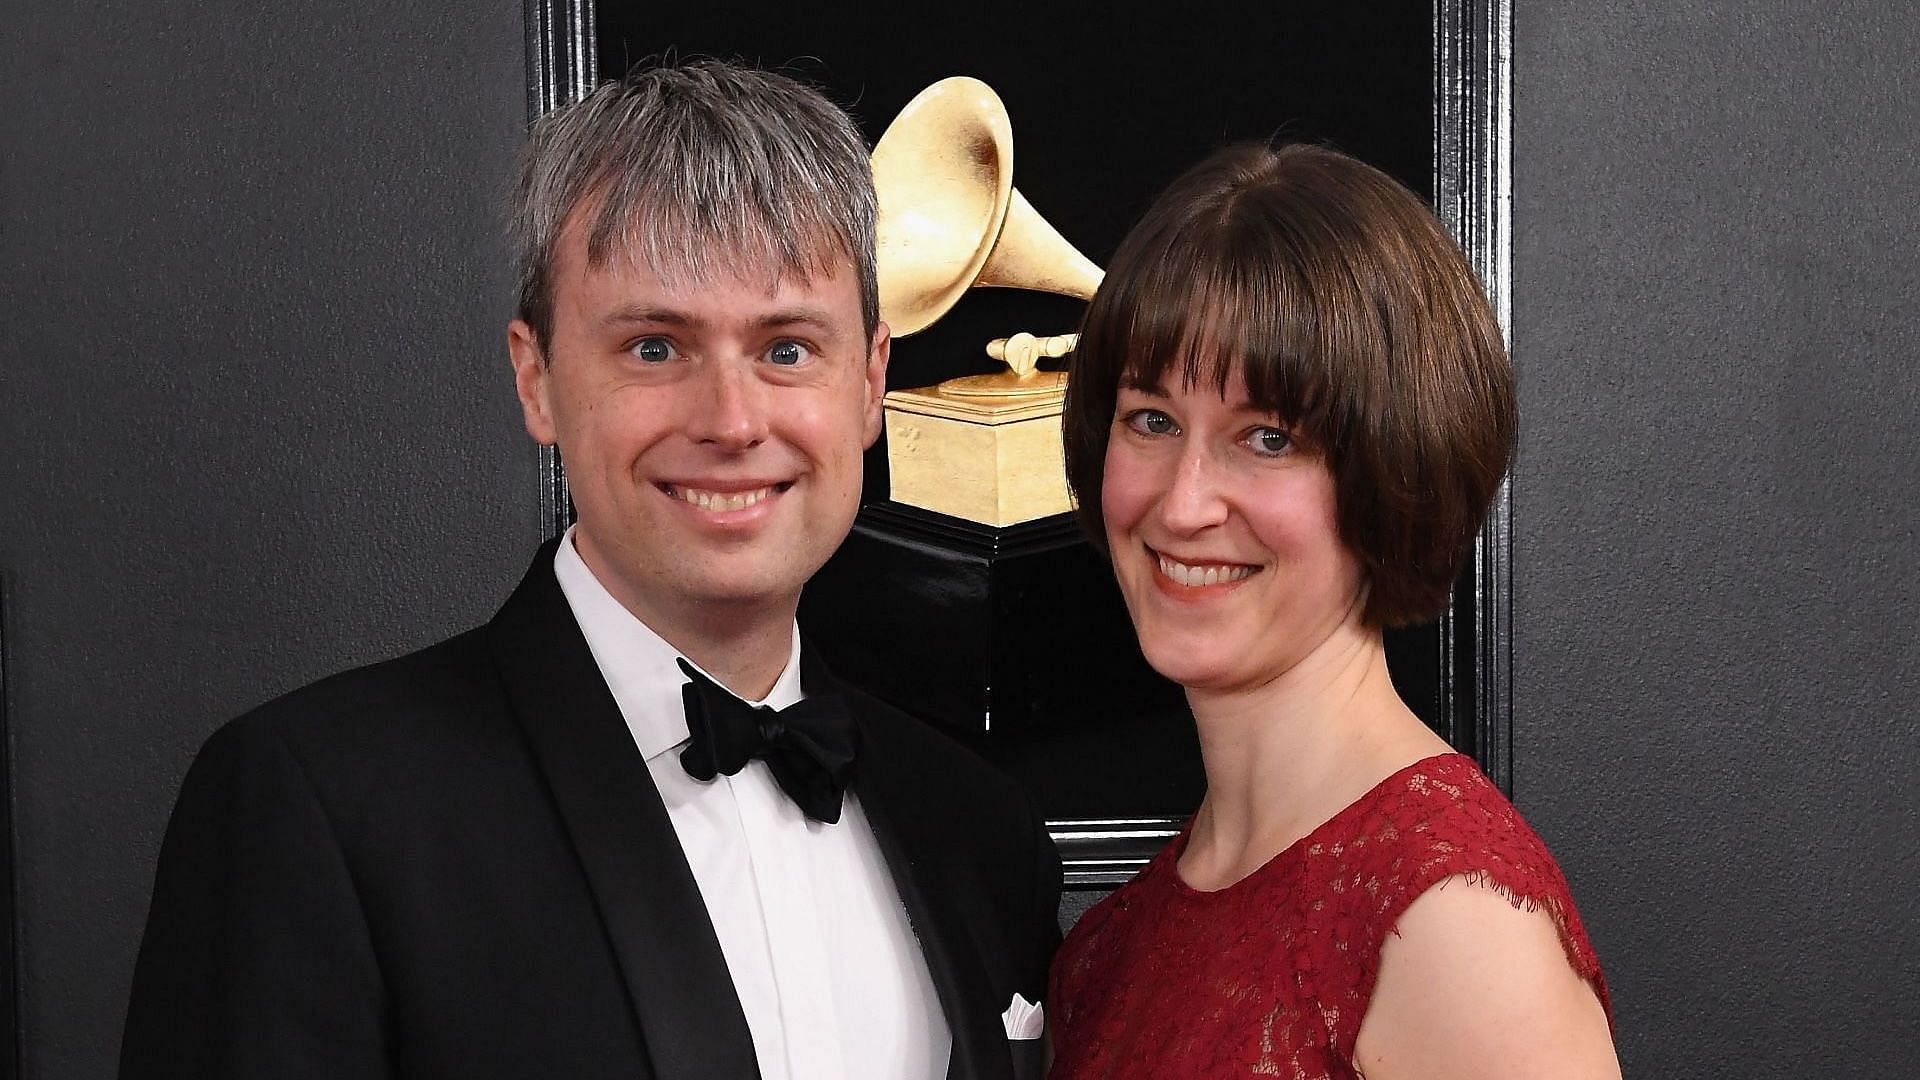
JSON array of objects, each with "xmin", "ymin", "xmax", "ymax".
[{"xmin": 1118, "ymin": 374, "xmax": 1170, "ymax": 395}]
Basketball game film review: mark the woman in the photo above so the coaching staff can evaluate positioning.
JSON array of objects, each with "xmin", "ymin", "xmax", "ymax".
[{"xmin": 1048, "ymin": 143, "xmax": 1619, "ymax": 1079}]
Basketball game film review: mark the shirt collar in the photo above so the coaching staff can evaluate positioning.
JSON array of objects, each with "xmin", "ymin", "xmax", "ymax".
[{"xmin": 551, "ymin": 524, "xmax": 805, "ymax": 762}]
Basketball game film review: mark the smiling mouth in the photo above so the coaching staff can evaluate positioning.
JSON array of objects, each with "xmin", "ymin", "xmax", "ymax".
[
  {"xmin": 658, "ymin": 482, "xmax": 792, "ymax": 512},
  {"xmin": 1153, "ymin": 549, "xmax": 1261, "ymax": 588}
]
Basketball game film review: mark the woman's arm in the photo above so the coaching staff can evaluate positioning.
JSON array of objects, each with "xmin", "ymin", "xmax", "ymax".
[{"xmin": 1354, "ymin": 876, "xmax": 1619, "ymax": 1080}]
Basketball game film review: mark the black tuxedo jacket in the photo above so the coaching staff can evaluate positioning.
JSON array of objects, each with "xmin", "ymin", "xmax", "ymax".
[{"xmin": 121, "ymin": 544, "xmax": 1061, "ymax": 1079}]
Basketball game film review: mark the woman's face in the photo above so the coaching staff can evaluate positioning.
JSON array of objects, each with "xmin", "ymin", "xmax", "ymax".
[{"xmin": 1101, "ymin": 368, "xmax": 1366, "ymax": 693}]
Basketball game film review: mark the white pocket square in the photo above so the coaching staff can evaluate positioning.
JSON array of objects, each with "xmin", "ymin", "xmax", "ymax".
[{"xmin": 1001, "ymin": 993, "xmax": 1045, "ymax": 1039}]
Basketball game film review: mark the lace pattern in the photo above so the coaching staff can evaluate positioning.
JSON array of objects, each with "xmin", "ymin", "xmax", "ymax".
[{"xmin": 1049, "ymin": 754, "xmax": 1609, "ymax": 1079}]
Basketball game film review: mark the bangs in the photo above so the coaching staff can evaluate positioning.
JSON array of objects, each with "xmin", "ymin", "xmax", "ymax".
[
  {"xmin": 1110, "ymin": 219, "xmax": 1342, "ymax": 449},
  {"xmin": 512, "ymin": 60, "xmax": 881, "ymax": 346},
  {"xmin": 580, "ymin": 170, "xmax": 854, "ymax": 296}
]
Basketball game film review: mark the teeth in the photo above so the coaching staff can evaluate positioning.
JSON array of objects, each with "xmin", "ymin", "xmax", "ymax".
[
  {"xmin": 671, "ymin": 485, "xmax": 775, "ymax": 512},
  {"xmin": 1155, "ymin": 553, "xmax": 1256, "ymax": 587}
]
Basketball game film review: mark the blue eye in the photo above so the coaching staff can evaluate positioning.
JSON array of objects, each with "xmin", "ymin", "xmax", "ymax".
[
  {"xmin": 1249, "ymin": 427, "xmax": 1293, "ymax": 457},
  {"xmin": 631, "ymin": 337, "xmax": 674, "ymax": 364},
  {"xmin": 767, "ymin": 341, "xmax": 807, "ymax": 366},
  {"xmin": 1123, "ymin": 410, "xmax": 1178, "ymax": 436}
]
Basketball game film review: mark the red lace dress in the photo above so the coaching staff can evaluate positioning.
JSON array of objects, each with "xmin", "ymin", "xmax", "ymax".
[{"xmin": 1049, "ymin": 754, "xmax": 1609, "ymax": 1079}]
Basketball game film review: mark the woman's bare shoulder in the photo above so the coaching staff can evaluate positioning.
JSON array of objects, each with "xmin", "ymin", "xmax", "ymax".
[{"xmin": 1353, "ymin": 875, "xmax": 1620, "ymax": 1080}]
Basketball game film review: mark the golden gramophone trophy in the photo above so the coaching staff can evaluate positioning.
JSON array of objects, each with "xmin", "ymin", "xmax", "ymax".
[
  {"xmin": 799, "ymin": 78, "xmax": 1187, "ymax": 747},
  {"xmin": 872, "ymin": 76, "xmax": 1102, "ymax": 527}
]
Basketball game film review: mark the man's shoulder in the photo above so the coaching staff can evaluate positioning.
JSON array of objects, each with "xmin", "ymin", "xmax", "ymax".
[
  {"xmin": 247, "ymin": 622, "xmax": 494, "ymax": 717},
  {"xmin": 206, "ymin": 623, "xmax": 515, "ymax": 782}
]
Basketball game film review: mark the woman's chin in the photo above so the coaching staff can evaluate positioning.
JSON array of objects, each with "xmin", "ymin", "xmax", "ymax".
[{"xmin": 1139, "ymin": 642, "xmax": 1248, "ymax": 692}]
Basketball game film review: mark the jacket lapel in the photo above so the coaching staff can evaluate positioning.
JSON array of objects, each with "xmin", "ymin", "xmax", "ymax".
[
  {"xmin": 490, "ymin": 545, "xmax": 760, "ymax": 1080},
  {"xmin": 806, "ymin": 654, "xmax": 1012, "ymax": 1080}
]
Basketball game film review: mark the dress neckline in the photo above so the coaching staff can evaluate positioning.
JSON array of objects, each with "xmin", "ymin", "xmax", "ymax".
[{"xmin": 1161, "ymin": 752, "xmax": 1471, "ymax": 899}]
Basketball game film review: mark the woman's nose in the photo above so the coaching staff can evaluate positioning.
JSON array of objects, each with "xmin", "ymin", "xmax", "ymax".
[{"xmin": 1157, "ymin": 444, "xmax": 1230, "ymax": 533}]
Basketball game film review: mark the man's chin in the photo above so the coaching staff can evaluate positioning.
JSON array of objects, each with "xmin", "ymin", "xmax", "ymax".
[
  {"xmin": 687, "ymin": 584, "xmax": 794, "ymax": 610},
  {"xmin": 675, "ymin": 569, "xmax": 813, "ymax": 615}
]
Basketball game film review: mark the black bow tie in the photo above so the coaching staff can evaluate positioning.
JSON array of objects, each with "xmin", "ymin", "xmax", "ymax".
[{"xmin": 676, "ymin": 658, "xmax": 860, "ymax": 824}]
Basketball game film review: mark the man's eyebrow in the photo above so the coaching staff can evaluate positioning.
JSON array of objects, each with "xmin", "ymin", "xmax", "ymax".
[
  {"xmin": 595, "ymin": 305, "xmax": 846, "ymax": 335},
  {"xmin": 599, "ymin": 305, "xmax": 692, "ymax": 329},
  {"xmin": 751, "ymin": 307, "xmax": 843, "ymax": 334}
]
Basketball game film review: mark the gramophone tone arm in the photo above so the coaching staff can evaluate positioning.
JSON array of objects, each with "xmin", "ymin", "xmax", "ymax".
[{"xmin": 986, "ymin": 332, "xmax": 1079, "ymax": 378}]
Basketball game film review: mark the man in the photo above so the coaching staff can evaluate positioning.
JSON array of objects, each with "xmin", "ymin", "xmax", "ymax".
[{"xmin": 121, "ymin": 62, "xmax": 1060, "ymax": 1080}]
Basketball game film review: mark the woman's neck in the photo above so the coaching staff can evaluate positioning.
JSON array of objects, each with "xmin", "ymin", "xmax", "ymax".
[{"xmin": 1179, "ymin": 619, "xmax": 1449, "ymax": 891}]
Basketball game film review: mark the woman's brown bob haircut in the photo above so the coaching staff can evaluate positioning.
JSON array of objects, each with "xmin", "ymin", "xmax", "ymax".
[{"xmin": 1061, "ymin": 142, "xmax": 1515, "ymax": 628}]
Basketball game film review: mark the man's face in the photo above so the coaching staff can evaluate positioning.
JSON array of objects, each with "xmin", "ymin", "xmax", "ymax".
[{"xmin": 508, "ymin": 218, "xmax": 888, "ymax": 637}]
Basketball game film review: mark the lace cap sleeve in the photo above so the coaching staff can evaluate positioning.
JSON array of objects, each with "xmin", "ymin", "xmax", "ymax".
[{"xmin": 1338, "ymin": 757, "xmax": 1612, "ymax": 1031}]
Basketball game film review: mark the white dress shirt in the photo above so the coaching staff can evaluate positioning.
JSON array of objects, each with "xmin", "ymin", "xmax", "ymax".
[{"xmin": 553, "ymin": 528, "xmax": 951, "ymax": 1080}]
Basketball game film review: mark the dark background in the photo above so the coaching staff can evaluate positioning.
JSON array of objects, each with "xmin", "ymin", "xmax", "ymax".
[{"xmin": 0, "ymin": 2, "xmax": 1913, "ymax": 1078}]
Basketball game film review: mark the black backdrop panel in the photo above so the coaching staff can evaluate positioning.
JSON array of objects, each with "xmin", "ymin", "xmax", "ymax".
[{"xmin": 595, "ymin": 2, "xmax": 1437, "ymax": 826}]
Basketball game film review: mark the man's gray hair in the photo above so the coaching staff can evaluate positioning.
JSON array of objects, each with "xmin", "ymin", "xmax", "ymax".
[{"xmin": 511, "ymin": 60, "xmax": 879, "ymax": 353}]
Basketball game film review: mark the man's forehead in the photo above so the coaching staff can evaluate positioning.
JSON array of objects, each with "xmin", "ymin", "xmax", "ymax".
[
  {"xmin": 560, "ymin": 192, "xmax": 852, "ymax": 278},
  {"xmin": 554, "ymin": 210, "xmax": 849, "ymax": 298}
]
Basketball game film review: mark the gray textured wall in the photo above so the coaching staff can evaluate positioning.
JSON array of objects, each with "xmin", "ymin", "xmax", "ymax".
[
  {"xmin": 0, "ymin": 3, "xmax": 534, "ymax": 1076},
  {"xmin": 1512, "ymin": 2, "xmax": 1918, "ymax": 1074}
]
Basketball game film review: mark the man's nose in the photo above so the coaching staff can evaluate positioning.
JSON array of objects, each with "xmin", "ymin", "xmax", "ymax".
[
  {"xmin": 685, "ymin": 359, "xmax": 770, "ymax": 450},
  {"xmin": 1158, "ymin": 443, "xmax": 1231, "ymax": 534}
]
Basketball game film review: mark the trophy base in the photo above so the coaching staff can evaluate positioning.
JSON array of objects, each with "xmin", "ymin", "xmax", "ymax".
[
  {"xmin": 798, "ymin": 502, "xmax": 1202, "ymax": 819},
  {"xmin": 882, "ymin": 382, "xmax": 1072, "ymax": 527}
]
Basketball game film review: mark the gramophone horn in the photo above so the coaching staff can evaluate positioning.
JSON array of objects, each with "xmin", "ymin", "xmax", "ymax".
[{"xmin": 872, "ymin": 77, "xmax": 1103, "ymax": 337}]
